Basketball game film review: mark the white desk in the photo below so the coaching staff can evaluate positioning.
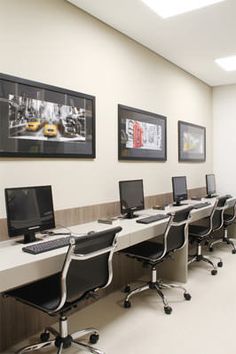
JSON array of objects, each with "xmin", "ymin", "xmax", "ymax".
[{"xmin": 0, "ymin": 200, "xmax": 214, "ymax": 293}]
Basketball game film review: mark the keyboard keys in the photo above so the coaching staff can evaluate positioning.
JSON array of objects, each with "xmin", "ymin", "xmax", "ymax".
[
  {"xmin": 136, "ymin": 214, "xmax": 169, "ymax": 224},
  {"xmin": 22, "ymin": 236, "xmax": 75, "ymax": 255},
  {"xmin": 192, "ymin": 202, "xmax": 211, "ymax": 209}
]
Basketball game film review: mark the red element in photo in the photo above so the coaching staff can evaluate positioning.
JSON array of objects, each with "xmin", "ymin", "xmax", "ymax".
[{"xmin": 133, "ymin": 121, "xmax": 143, "ymax": 148}]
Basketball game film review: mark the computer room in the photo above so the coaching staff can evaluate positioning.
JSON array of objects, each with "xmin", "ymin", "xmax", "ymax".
[{"xmin": 1, "ymin": 0, "xmax": 236, "ymax": 353}]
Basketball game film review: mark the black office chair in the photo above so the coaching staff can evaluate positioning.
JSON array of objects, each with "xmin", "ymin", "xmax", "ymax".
[
  {"xmin": 5, "ymin": 227, "xmax": 122, "ymax": 354},
  {"xmin": 188, "ymin": 196, "xmax": 228, "ymax": 275},
  {"xmin": 209, "ymin": 197, "xmax": 236, "ymax": 254},
  {"xmin": 122, "ymin": 207, "xmax": 192, "ymax": 315}
]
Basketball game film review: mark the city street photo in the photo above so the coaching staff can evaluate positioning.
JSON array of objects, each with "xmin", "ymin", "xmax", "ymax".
[{"xmin": 0, "ymin": 73, "xmax": 96, "ymax": 158}]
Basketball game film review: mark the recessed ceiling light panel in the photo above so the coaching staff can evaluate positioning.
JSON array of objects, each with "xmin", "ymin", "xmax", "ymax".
[
  {"xmin": 215, "ymin": 56, "xmax": 236, "ymax": 71},
  {"xmin": 141, "ymin": 0, "xmax": 225, "ymax": 18}
]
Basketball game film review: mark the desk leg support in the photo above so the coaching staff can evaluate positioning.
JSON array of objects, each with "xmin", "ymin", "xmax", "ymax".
[{"xmin": 157, "ymin": 244, "xmax": 188, "ymax": 283}]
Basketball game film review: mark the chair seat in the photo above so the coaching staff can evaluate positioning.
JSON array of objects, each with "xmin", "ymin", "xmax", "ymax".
[
  {"xmin": 122, "ymin": 241, "xmax": 164, "ymax": 262},
  {"xmin": 189, "ymin": 224, "xmax": 210, "ymax": 237},
  {"xmin": 224, "ymin": 213, "xmax": 232, "ymax": 220},
  {"xmin": 7, "ymin": 272, "xmax": 94, "ymax": 314},
  {"xmin": 224, "ymin": 213, "xmax": 234, "ymax": 226},
  {"xmin": 7, "ymin": 273, "xmax": 62, "ymax": 312}
]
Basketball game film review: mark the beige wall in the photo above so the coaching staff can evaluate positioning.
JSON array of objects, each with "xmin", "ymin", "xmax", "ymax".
[
  {"xmin": 213, "ymin": 85, "xmax": 236, "ymax": 196},
  {"xmin": 0, "ymin": 0, "xmax": 212, "ymax": 218}
]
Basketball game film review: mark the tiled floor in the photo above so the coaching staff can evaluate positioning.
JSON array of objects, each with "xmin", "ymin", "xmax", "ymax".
[{"xmin": 4, "ymin": 246, "xmax": 236, "ymax": 354}]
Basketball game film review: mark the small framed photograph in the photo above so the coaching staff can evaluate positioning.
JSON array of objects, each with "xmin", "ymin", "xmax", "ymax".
[
  {"xmin": 0, "ymin": 73, "xmax": 95, "ymax": 158},
  {"xmin": 178, "ymin": 121, "xmax": 206, "ymax": 162},
  {"xmin": 118, "ymin": 104, "xmax": 167, "ymax": 161}
]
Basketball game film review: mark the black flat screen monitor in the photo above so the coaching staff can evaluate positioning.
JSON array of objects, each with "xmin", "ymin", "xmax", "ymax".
[
  {"xmin": 206, "ymin": 174, "xmax": 216, "ymax": 198},
  {"xmin": 119, "ymin": 179, "xmax": 144, "ymax": 219},
  {"xmin": 5, "ymin": 185, "xmax": 55, "ymax": 244},
  {"xmin": 172, "ymin": 176, "xmax": 188, "ymax": 206}
]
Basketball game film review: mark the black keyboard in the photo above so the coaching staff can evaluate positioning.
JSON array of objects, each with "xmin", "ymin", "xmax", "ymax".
[
  {"xmin": 22, "ymin": 236, "xmax": 76, "ymax": 255},
  {"xmin": 192, "ymin": 202, "xmax": 211, "ymax": 209},
  {"xmin": 136, "ymin": 214, "xmax": 169, "ymax": 224}
]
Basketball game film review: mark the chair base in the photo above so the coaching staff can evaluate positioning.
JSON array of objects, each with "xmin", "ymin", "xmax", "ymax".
[
  {"xmin": 188, "ymin": 254, "xmax": 219, "ymax": 275},
  {"xmin": 209, "ymin": 236, "xmax": 236, "ymax": 254},
  {"xmin": 16, "ymin": 316, "xmax": 104, "ymax": 354},
  {"xmin": 123, "ymin": 266, "xmax": 191, "ymax": 315},
  {"xmin": 188, "ymin": 242, "xmax": 222, "ymax": 275}
]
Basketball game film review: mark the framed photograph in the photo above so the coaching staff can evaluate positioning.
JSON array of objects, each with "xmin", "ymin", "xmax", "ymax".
[
  {"xmin": 118, "ymin": 105, "xmax": 167, "ymax": 161},
  {"xmin": 0, "ymin": 73, "xmax": 95, "ymax": 158},
  {"xmin": 178, "ymin": 121, "xmax": 206, "ymax": 162}
]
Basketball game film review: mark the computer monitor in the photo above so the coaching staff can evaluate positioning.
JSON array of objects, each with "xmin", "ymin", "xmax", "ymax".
[
  {"xmin": 206, "ymin": 174, "xmax": 216, "ymax": 198},
  {"xmin": 5, "ymin": 185, "xmax": 55, "ymax": 244},
  {"xmin": 172, "ymin": 176, "xmax": 188, "ymax": 206},
  {"xmin": 119, "ymin": 179, "xmax": 144, "ymax": 219}
]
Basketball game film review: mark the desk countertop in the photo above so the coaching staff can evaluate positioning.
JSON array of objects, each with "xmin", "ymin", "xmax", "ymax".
[{"xmin": 0, "ymin": 200, "xmax": 214, "ymax": 293}]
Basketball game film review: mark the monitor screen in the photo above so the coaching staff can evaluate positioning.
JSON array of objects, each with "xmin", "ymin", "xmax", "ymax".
[
  {"xmin": 172, "ymin": 176, "xmax": 188, "ymax": 206},
  {"xmin": 119, "ymin": 179, "xmax": 144, "ymax": 219},
  {"xmin": 5, "ymin": 185, "xmax": 55, "ymax": 243},
  {"xmin": 206, "ymin": 174, "xmax": 216, "ymax": 197}
]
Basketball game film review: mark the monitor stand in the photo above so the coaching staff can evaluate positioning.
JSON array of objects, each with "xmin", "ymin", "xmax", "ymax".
[
  {"xmin": 124, "ymin": 209, "xmax": 139, "ymax": 219},
  {"xmin": 205, "ymin": 194, "xmax": 217, "ymax": 199},
  {"xmin": 173, "ymin": 201, "xmax": 188, "ymax": 207},
  {"xmin": 17, "ymin": 231, "xmax": 40, "ymax": 244}
]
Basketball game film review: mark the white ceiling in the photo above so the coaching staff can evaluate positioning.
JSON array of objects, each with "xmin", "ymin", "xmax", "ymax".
[{"xmin": 67, "ymin": 0, "xmax": 236, "ymax": 87}]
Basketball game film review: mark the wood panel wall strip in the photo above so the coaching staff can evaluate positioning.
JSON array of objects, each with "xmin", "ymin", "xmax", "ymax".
[{"xmin": 0, "ymin": 187, "xmax": 205, "ymax": 241}]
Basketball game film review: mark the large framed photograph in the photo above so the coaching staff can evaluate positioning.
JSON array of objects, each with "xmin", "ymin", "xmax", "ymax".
[
  {"xmin": 118, "ymin": 105, "xmax": 167, "ymax": 161},
  {"xmin": 0, "ymin": 73, "xmax": 95, "ymax": 158},
  {"xmin": 178, "ymin": 121, "xmax": 206, "ymax": 162}
]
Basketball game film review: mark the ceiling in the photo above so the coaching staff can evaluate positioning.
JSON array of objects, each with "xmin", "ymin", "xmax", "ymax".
[{"xmin": 67, "ymin": 0, "xmax": 236, "ymax": 87}]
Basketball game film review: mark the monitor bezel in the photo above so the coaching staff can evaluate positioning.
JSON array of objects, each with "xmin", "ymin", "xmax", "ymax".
[
  {"xmin": 206, "ymin": 174, "xmax": 216, "ymax": 197},
  {"xmin": 5, "ymin": 185, "xmax": 55, "ymax": 243},
  {"xmin": 119, "ymin": 179, "xmax": 145, "ymax": 219},
  {"xmin": 172, "ymin": 176, "xmax": 188, "ymax": 206}
]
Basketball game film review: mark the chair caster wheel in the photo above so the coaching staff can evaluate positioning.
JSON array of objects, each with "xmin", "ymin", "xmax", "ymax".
[
  {"xmin": 123, "ymin": 285, "xmax": 131, "ymax": 293},
  {"xmin": 124, "ymin": 300, "xmax": 131, "ymax": 308},
  {"xmin": 89, "ymin": 334, "xmax": 99, "ymax": 344},
  {"xmin": 40, "ymin": 332, "xmax": 50, "ymax": 342},
  {"xmin": 232, "ymin": 249, "xmax": 236, "ymax": 254},
  {"xmin": 184, "ymin": 293, "xmax": 191, "ymax": 301},
  {"xmin": 209, "ymin": 247, "xmax": 213, "ymax": 252},
  {"xmin": 211, "ymin": 269, "xmax": 217, "ymax": 275},
  {"xmin": 164, "ymin": 306, "xmax": 172, "ymax": 315},
  {"xmin": 217, "ymin": 261, "xmax": 223, "ymax": 267}
]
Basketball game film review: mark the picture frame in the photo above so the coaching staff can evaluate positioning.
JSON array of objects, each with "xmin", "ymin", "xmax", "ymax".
[
  {"xmin": 178, "ymin": 121, "xmax": 206, "ymax": 162},
  {"xmin": 118, "ymin": 104, "xmax": 167, "ymax": 161},
  {"xmin": 0, "ymin": 73, "xmax": 96, "ymax": 158}
]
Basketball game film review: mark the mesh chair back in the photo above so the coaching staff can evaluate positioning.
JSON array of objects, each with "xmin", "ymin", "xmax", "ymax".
[
  {"xmin": 166, "ymin": 207, "xmax": 192, "ymax": 253},
  {"xmin": 223, "ymin": 198, "xmax": 236, "ymax": 226},
  {"xmin": 212, "ymin": 196, "xmax": 228, "ymax": 231},
  {"xmin": 63, "ymin": 226, "xmax": 122, "ymax": 303}
]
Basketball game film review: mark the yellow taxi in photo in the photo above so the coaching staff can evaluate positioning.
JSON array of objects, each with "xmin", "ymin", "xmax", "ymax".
[
  {"xmin": 43, "ymin": 124, "xmax": 58, "ymax": 137},
  {"xmin": 26, "ymin": 118, "xmax": 42, "ymax": 132}
]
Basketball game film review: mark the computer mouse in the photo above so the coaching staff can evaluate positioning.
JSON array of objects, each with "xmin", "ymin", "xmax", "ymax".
[
  {"xmin": 191, "ymin": 196, "xmax": 202, "ymax": 201},
  {"xmin": 87, "ymin": 230, "xmax": 95, "ymax": 235}
]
